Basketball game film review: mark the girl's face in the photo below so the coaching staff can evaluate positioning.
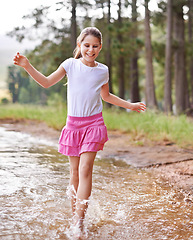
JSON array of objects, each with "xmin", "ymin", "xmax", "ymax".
[{"xmin": 79, "ymin": 35, "xmax": 102, "ymax": 67}]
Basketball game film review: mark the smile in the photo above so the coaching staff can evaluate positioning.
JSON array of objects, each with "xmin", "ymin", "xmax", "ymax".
[{"xmin": 86, "ymin": 53, "xmax": 95, "ymax": 57}]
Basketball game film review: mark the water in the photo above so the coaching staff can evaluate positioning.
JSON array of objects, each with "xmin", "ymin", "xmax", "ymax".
[{"xmin": 0, "ymin": 126, "xmax": 193, "ymax": 240}]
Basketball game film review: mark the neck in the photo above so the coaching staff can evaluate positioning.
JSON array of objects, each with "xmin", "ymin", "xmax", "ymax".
[{"xmin": 80, "ymin": 58, "xmax": 97, "ymax": 67}]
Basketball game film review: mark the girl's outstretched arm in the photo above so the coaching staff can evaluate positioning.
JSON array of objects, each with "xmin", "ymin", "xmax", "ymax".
[
  {"xmin": 13, "ymin": 52, "xmax": 66, "ymax": 88},
  {"xmin": 101, "ymin": 82, "xmax": 146, "ymax": 113}
]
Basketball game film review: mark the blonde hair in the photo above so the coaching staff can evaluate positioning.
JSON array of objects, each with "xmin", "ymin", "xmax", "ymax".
[{"xmin": 73, "ymin": 27, "xmax": 102, "ymax": 59}]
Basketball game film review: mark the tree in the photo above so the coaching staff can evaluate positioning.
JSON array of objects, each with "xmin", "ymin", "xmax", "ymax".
[
  {"xmin": 55, "ymin": 0, "xmax": 92, "ymax": 48},
  {"xmin": 173, "ymin": 1, "xmax": 189, "ymax": 114},
  {"xmin": 7, "ymin": 1, "xmax": 91, "ymax": 49},
  {"xmin": 71, "ymin": 0, "xmax": 77, "ymax": 49},
  {"xmin": 164, "ymin": 0, "xmax": 173, "ymax": 113},
  {"xmin": 188, "ymin": 0, "xmax": 193, "ymax": 106},
  {"xmin": 95, "ymin": 0, "xmax": 113, "ymax": 95},
  {"xmin": 117, "ymin": 0, "xmax": 125, "ymax": 99},
  {"xmin": 7, "ymin": 6, "xmax": 55, "ymax": 43},
  {"xmin": 144, "ymin": 0, "xmax": 157, "ymax": 108},
  {"xmin": 130, "ymin": 0, "xmax": 140, "ymax": 103},
  {"xmin": 7, "ymin": 66, "xmax": 29, "ymax": 103},
  {"xmin": 106, "ymin": 0, "xmax": 113, "ymax": 94},
  {"xmin": 7, "ymin": 0, "xmax": 160, "ymax": 108}
]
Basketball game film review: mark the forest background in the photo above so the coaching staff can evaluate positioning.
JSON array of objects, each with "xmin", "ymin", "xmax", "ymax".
[{"xmin": 1, "ymin": 0, "xmax": 193, "ymax": 116}]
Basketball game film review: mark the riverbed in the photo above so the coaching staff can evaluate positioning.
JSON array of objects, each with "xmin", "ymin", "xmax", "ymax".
[{"xmin": 0, "ymin": 126, "xmax": 193, "ymax": 239}]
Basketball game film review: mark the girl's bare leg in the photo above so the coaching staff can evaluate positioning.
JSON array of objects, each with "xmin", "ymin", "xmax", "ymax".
[
  {"xmin": 69, "ymin": 156, "xmax": 80, "ymax": 214},
  {"xmin": 75, "ymin": 152, "xmax": 96, "ymax": 226}
]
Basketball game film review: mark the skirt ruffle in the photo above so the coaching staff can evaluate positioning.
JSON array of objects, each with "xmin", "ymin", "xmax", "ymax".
[{"xmin": 58, "ymin": 112, "xmax": 108, "ymax": 157}]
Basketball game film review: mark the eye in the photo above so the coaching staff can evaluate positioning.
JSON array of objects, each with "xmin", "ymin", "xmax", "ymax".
[
  {"xmin": 93, "ymin": 45, "xmax": 99, "ymax": 48},
  {"xmin": 84, "ymin": 44, "xmax": 89, "ymax": 48}
]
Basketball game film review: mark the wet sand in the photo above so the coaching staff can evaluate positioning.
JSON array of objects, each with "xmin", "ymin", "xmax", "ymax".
[{"xmin": 1, "ymin": 118, "xmax": 193, "ymax": 196}]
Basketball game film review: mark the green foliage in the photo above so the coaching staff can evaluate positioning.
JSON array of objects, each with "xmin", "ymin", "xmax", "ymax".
[
  {"xmin": 47, "ymin": 92, "xmax": 65, "ymax": 107},
  {"xmin": 8, "ymin": 2, "xmax": 144, "ymax": 105},
  {"xmin": 0, "ymin": 104, "xmax": 67, "ymax": 130},
  {"xmin": 6, "ymin": 0, "xmax": 193, "ymax": 112},
  {"xmin": 103, "ymin": 107, "xmax": 193, "ymax": 148},
  {"xmin": 0, "ymin": 104, "xmax": 192, "ymax": 148},
  {"xmin": 18, "ymin": 87, "xmax": 31, "ymax": 104},
  {"xmin": 1, "ymin": 98, "xmax": 9, "ymax": 104},
  {"xmin": 7, "ymin": 65, "xmax": 30, "ymax": 103}
]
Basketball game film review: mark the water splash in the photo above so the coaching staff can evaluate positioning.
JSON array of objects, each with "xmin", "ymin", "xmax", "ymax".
[
  {"xmin": 0, "ymin": 126, "xmax": 193, "ymax": 239},
  {"xmin": 66, "ymin": 184, "xmax": 77, "ymax": 200}
]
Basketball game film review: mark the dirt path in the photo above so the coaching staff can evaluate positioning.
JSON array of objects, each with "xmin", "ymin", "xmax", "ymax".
[{"xmin": 1, "ymin": 118, "xmax": 193, "ymax": 197}]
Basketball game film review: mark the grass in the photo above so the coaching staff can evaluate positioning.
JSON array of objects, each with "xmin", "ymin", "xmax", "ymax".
[
  {"xmin": 0, "ymin": 103, "xmax": 67, "ymax": 130},
  {"xmin": 103, "ymin": 108, "xmax": 193, "ymax": 147},
  {"xmin": 0, "ymin": 103, "xmax": 192, "ymax": 148}
]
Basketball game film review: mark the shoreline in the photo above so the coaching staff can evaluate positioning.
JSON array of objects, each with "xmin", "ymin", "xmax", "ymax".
[{"xmin": 1, "ymin": 118, "xmax": 193, "ymax": 198}]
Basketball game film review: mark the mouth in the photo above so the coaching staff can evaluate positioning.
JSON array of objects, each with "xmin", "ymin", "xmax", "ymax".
[{"xmin": 86, "ymin": 53, "xmax": 95, "ymax": 57}]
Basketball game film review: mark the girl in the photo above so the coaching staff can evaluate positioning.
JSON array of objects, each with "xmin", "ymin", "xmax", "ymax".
[{"xmin": 13, "ymin": 27, "xmax": 146, "ymax": 237}]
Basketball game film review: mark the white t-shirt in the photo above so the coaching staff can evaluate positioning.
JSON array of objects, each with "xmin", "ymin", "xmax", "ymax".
[{"xmin": 61, "ymin": 58, "xmax": 109, "ymax": 117}]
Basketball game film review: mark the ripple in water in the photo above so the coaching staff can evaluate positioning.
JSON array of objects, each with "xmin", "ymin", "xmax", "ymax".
[{"xmin": 0, "ymin": 126, "xmax": 193, "ymax": 239}]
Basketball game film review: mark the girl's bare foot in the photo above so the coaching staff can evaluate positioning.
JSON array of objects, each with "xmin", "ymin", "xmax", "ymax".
[{"xmin": 70, "ymin": 217, "xmax": 85, "ymax": 239}]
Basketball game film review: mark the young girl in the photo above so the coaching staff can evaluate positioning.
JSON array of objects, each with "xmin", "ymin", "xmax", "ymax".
[{"xmin": 13, "ymin": 27, "xmax": 146, "ymax": 237}]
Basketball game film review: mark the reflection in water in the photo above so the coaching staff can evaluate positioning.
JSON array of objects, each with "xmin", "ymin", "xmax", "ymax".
[{"xmin": 0, "ymin": 126, "xmax": 193, "ymax": 239}]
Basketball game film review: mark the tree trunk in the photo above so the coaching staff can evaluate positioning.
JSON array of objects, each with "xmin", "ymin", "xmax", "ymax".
[
  {"xmin": 130, "ymin": 0, "xmax": 140, "ymax": 103},
  {"xmin": 144, "ymin": 0, "xmax": 157, "ymax": 108},
  {"xmin": 71, "ymin": 0, "xmax": 77, "ymax": 49},
  {"xmin": 188, "ymin": 0, "xmax": 193, "ymax": 106},
  {"xmin": 173, "ymin": 2, "xmax": 188, "ymax": 114},
  {"xmin": 118, "ymin": 0, "xmax": 125, "ymax": 99},
  {"xmin": 164, "ymin": 0, "xmax": 173, "ymax": 113},
  {"xmin": 106, "ymin": 0, "xmax": 113, "ymax": 94}
]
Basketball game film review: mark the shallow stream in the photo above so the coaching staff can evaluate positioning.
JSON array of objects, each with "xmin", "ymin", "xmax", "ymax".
[{"xmin": 0, "ymin": 126, "xmax": 193, "ymax": 239}]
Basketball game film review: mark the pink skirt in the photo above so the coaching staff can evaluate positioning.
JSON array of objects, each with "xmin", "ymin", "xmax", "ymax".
[{"xmin": 58, "ymin": 112, "xmax": 108, "ymax": 157}]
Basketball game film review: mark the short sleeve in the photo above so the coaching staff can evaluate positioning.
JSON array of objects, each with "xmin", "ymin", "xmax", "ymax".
[
  {"xmin": 61, "ymin": 58, "xmax": 73, "ymax": 73},
  {"xmin": 103, "ymin": 65, "xmax": 109, "ymax": 84}
]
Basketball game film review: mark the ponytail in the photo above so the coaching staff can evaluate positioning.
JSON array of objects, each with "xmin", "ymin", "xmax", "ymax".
[{"xmin": 73, "ymin": 45, "xmax": 82, "ymax": 59}]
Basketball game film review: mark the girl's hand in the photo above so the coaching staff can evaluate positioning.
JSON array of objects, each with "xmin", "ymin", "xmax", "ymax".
[
  {"xmin": 129, "ymin": 102, "xmax": 146, "ymax": 113},
  {"xmin": 13, "ymin": 52, "xmax": 29, "ymax": 69}
]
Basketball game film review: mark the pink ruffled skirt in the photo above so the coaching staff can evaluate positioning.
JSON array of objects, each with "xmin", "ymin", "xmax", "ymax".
[{"xmin": 58, "ymin": 112, "xmax": 108, "ymax": 157}]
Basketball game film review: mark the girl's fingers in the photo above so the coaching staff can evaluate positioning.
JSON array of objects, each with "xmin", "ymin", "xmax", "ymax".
[
  {"xmin": 139, "ymin": 103, "xmax": 146, "ymax": 111},
  {"xmin": 140, "ymin": 103, "xmax": 146, "ymax": 108},
  {"xmin": 13, "ymin": 58, "xmax": 18, "ymax": 65},
  {"xmin": 13, "ymin": 52, "xmax": 20, "ymax": 60},
  {"xmin": 13, "ymin": 53, "xmax": 22, "ymax": 65}
]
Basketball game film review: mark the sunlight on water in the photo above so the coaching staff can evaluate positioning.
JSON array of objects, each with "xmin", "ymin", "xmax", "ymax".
[{"xmin": 0, "ymin": 126, "xmax": 193, "ymax": 239}]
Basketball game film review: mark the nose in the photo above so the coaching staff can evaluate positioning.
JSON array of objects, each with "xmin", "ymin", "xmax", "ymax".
[{"xmin": 89, "ymin": 46, "xmax": 94, "ymax": 51}]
